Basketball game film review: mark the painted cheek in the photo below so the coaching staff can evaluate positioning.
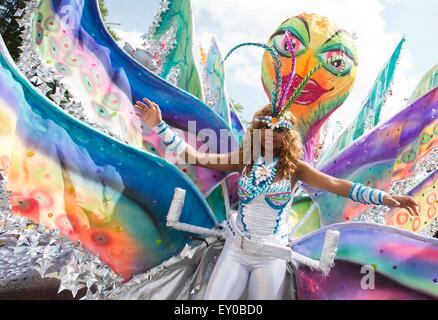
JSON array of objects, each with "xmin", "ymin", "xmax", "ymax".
[{"xmin": 323, "ymin": 75, "xmax": 355, "ymax": 100}]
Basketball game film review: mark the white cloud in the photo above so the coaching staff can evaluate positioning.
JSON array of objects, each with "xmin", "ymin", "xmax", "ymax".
[
  {"xmin": 112, "ymin": 28, "xmax": 144, "ymax": 49},
  {"xmin": 191, "ymin": 0, "xmax": 417, "ymax": 124}
]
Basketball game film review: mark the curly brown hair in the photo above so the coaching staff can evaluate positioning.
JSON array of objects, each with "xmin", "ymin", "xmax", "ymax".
[{"xmin": 239, "ymin": 104, "xmax": 304, "ymax": 179}]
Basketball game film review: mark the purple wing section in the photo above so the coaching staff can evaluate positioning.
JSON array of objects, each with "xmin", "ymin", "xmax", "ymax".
[
  {"xmin": 301, "ymin": 88, "xmax": 438, "ymax": 225},
  {"xmin": 292, "ymin": 223, "xmax": 438, "ymax": 299}
]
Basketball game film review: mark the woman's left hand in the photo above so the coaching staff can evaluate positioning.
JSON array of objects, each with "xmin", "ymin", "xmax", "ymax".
[{"xmin": 382, "ymin": 194, "xmax": 420, "ymax": 216}]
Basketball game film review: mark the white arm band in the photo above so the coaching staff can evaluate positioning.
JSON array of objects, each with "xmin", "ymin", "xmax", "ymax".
[
  {"xmin": 348, "ymin": 182, "xmax": 387, "ymax": 205},
  {"xmin": 152, "ymin": 120, "xmax": 187, "ymax": 156}
]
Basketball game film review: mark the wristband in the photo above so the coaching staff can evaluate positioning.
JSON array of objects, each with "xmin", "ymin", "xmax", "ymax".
[
  {"xmin": 348, "ymin": 182, "xmax": 387, "ymax": 205},
  {"xmin": 152, "ymin": 120, "xmax": 187, "ymax": 156}
]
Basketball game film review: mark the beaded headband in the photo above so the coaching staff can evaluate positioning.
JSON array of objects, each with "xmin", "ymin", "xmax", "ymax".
[
  {"xmin": 253, "ymin": 115, "xmax": 294, "ymax": 129},
  {"xmin": 222, "ymin": 30, "xmax": 346, "ymax": 130}
]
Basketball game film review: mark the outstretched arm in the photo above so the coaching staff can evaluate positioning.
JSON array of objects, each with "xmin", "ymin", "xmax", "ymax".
[
  {"xmin": 135, "ymin": 98, "xmax": 242, "ymax": 172},
  {"xmin": 295, "ymin": 159, "xmax": 419, "ymax": 216}
]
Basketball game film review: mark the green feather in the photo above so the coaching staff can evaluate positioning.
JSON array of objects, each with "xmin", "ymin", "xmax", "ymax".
[
  {"xmin": 222, "ymin": 42, "xmax": 282, "ymax": 114},
  {"xmin": 278, "ymin": 56, "xmax": 345, "ymax": 118}
]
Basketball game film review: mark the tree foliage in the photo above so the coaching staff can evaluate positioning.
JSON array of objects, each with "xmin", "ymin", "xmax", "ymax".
[
  {"xmin": 230, "ymin": 98, "xmax": 244, "ymax": 115},
  {"xmin": 98, "ymin": 0, "xmax": 120, "ymax": 41},
  {"xmin": 0, "ymin": 0, "xmax": 31, "ymax": 61}
]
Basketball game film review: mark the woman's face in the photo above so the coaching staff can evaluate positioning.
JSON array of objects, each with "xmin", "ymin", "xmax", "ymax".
[{"xmin": 257, "ymin": 125, "xmax": 289, "ymax": 153}]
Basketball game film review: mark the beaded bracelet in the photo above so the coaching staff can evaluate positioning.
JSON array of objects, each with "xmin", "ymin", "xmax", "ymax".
[
  {"xmin": 152, "ymin": 120, "xmax": 187, "ymax": 156},
  {"xmin": 348, "ymin": 182, "xmax": 388, "ymax": 205}
]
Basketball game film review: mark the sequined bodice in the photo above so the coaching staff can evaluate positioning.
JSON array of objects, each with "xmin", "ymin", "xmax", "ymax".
[
  {"xmin": 237, "ymin": 174, "xmax": 293, "ymax": 209},
  {"xmin": 234, "ymin": 157, "xmax": 294, "ymax": 239}
]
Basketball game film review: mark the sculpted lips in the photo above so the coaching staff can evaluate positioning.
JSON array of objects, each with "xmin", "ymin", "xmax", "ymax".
[{"xmin": 281, "ymin": 74, "xmax": 330, "ymax": 105}]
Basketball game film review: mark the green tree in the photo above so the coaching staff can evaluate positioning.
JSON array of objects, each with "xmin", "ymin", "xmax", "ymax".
[
  {"xmin": 98, "ymin": 0, "xmax": 120, "ymax": 41},
  {"xmin": 230, "ymin": 98, "xmax": 244, "ymax": 115},
  {"xmin": 0, "ymin": 0, "xmax": 31, "ymax": 61}
]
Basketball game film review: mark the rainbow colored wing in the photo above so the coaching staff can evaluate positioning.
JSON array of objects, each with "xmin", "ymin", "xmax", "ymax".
[
  {"xmin": 292, "ymin": 223, "xmax": 438, "ymax": 299},
  {"xmin": 0, "ymin": 35, "xmax": 217, "ymax": 280},
  {"xmin": 288, "ymin": 194, "xmax": 321, "ymax": 238},
  {"xmin": 300, "ymin": 88, "xmax": 437, "ymax": 226},
  {"xmin": 33, "ymin": 0, "xmax": 237, "ymax": 198},
  {"xmin": 386, "ymin": 171, "xmax": 437, "ymax": 233}
]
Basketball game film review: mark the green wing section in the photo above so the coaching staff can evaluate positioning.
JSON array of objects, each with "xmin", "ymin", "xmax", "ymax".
[
  {"xmin": 145, "ymin": 0, "xmax": 203, "ymax": 100},
  {"xmin": 202, "ymin": 37, "xmax": 231, "ymax": 125},
  {"xmin": 407, "ymin": 64, "xmax": 438, "ymax": 104}
]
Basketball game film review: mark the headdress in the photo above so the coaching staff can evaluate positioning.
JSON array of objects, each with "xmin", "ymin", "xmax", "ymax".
[{"xmin": 221, "ymin": 30, "xmax": 346, "ymax": 129}]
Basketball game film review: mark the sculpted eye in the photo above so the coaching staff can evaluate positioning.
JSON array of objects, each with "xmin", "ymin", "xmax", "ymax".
[
  {"xmin": 272, "ymin": 32, "xmax": 305, "ymax": 57},
  {"xmin": 319, "ymin": 50, "xmax": 354, "ymax": 76}
]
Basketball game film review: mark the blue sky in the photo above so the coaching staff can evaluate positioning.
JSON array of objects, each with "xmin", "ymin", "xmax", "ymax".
[
  {"xmin": 105, "ymin": 0, "xmax": 437, "ymax": 124},
  {"xmin": 380, "ymin": 0, "xmax": 437, "ymax": 78}
]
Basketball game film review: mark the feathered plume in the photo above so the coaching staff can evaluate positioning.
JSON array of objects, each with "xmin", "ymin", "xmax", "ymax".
[
  {"xmin": 277, "ymin": 30, "xmax": 296, "ymax": 114},
  {"xmin": 222, "ymin": 42, "xmax": 283, "ymax": 114},
  {"xmin": 278, "ymin": 56, "xmax": 345, "ymax": 118}
]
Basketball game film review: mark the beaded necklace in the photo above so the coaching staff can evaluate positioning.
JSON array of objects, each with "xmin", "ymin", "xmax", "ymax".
[{"xmin": 245, "ymin": 155, "xmax": 280, "ymax": 198}]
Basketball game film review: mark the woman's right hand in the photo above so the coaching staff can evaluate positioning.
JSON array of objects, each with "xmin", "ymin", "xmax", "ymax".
[
  {"xmin": 135, "ymin": 97, "xmax": 242, "ymax": 173},
  {"xmin": 134, "ymin": 97, "xmax": 163, "ymax": 128}
]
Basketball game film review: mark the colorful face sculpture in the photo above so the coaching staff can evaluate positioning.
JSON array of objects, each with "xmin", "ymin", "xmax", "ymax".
[{"xmin": 261, "ymin": 13, "xmax": 358, "ymax": 137}]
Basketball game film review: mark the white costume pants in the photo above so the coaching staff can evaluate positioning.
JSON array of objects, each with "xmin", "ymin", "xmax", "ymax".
[{"xmin": 204, "ymin": 239, "xmax": 287, "ymax": 300}]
